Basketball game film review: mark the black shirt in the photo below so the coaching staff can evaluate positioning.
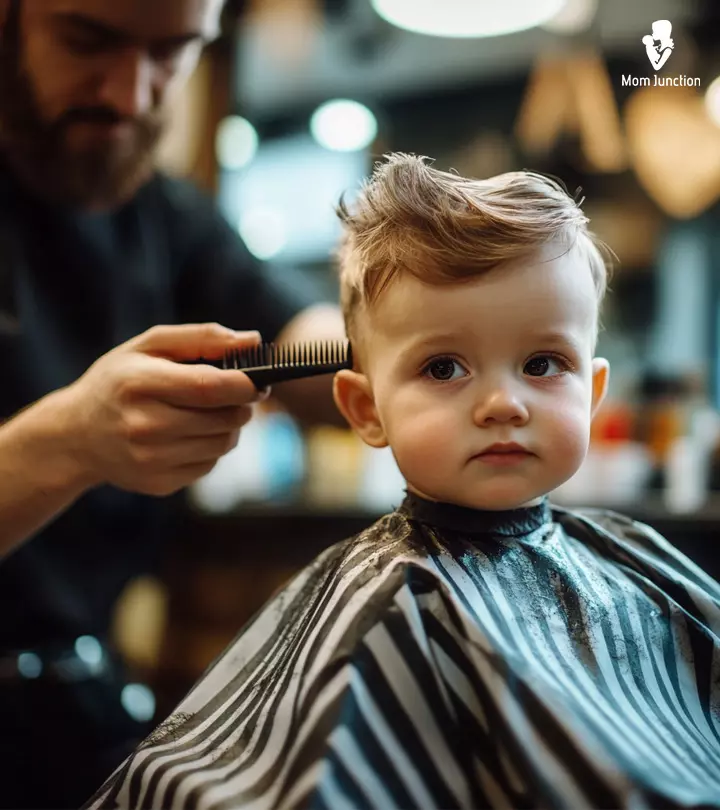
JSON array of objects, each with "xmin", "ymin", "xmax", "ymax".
[{"xmin": 0, "ymin": 162, "xmax": 315, "ymax": 650}]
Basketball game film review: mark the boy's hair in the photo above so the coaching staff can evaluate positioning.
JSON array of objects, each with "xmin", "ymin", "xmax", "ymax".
[{"xmin": 336, "ymin": 153, "xmax": 611, "ymax": 346}]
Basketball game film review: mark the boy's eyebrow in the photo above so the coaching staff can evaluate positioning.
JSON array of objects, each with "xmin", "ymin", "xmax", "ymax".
[
  {"xmin": 409, "ymin": 332, "xmax": 461, "ymax": 346},
  {"xmin": 531, "ymin": 331, "xmax": 585, "ymax": 350},
  {"xmin": 396, "ymin": 333, "xmax": 463, "ymax": 360},
  {"xmin": 396, "ymin": 329, "xmax": 585, "ymax": 361}
]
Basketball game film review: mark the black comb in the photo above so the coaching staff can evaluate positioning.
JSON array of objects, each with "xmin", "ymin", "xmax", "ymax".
[{"xmin": 196, "ymin": 340, "xmax": 353, "ymax": 388}]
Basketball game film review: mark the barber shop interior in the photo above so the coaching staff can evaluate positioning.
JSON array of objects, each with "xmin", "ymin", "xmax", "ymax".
[{"xmin": 2, "ymin": 0, "xmax": 720, "ymax": 807}]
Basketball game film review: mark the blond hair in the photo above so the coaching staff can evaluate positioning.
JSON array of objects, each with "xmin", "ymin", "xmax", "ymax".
[{"xmin": 336, "ymin": 153, "xmax": 611, "ymax": 345}]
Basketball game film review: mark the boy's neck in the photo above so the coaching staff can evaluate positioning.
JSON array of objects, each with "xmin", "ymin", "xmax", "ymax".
[
  {"xmin": 405, "ymin": 485, "xmax": 545, "ymax": 511},
  {"xmin": 399, "ymin": 489, "xmax": 551, "ymax": 537}
]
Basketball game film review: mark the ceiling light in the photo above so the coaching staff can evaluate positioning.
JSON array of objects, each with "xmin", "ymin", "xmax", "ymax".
[
  {"xmin": 542, "ymin": 0, "xmax": 597, "ymax": 34},
  {"xmin": 371, "ymin": 0, "xmax": 567, "ymax": 38},
  {"xmin": 216, "ymin": 115, "xmax": 259, "ymax": 171},
  {"xmin": 705, "ymin": 76, "xmax": 720, "ymax": 129},
  {"xmin": 310, "ymin": 99, "xmax": 378, "ymax": 152}
]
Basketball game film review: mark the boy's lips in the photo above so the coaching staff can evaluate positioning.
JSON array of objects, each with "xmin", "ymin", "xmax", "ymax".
[{"xmin": 471, "ymin": 442, "xmax": 534, "ymax": 465}]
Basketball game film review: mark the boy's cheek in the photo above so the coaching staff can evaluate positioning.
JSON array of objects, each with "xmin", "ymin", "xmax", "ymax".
[
  {"xmin": 544, "ymin": 406, "xmax": 591, "ymax": 463},
  {"xmin": 389, "ymin": 411, "xmax": 461, "ymax": 473}
]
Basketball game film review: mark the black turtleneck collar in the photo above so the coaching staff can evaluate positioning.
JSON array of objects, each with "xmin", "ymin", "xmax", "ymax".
[{"xmin": 398, "ymin": 490, "xmax": 552, "ymax": 538}]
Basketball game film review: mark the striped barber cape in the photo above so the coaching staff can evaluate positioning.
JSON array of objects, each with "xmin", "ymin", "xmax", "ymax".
[{"xmin": 85, "ymin": 493, "xmax": 720, "ymax": 809}]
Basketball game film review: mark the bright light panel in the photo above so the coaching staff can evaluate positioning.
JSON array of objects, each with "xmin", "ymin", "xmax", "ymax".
[
  {"xmin": 310, "ymin": 99, "xmax": 378, "ymax": 152},
  {"xmin": 371, "ymin": 0, "xmax": 567, "ymax": 38},
  {"xmin": 216, "ymin": 115, "xmax": 259, "ymax": 170}
]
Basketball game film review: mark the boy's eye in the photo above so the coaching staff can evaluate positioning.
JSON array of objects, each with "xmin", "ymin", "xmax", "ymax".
[
  {"xmin": 524, "ymin": 355, "xmax": 569, "ymax": 377},
  {"xmin": 423, "ymin": 357, "xmax": 467, "ymax": 382}
]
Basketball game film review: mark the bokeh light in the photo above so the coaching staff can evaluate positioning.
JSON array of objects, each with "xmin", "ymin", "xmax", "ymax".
[
  {"xmin": 216, "ymin": 115, "xmax": 259, "ymax": 171},
  {"xmin": 238, "ymin": 207, "xmax": 289, "ymax": 260},
  {"xmin": 310, "ymin": 100, "xmax": 378, "ymax": 152}
]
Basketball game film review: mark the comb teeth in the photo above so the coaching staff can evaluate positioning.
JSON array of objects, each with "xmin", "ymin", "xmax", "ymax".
[{"xmin": 223, "ymin": 340, "xmax": 350, "ymax": 370}]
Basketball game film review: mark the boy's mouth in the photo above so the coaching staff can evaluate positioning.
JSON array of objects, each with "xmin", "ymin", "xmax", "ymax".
[{"xmin": 472, "ymin": 442, "xmax": 534, "ymax": 465}]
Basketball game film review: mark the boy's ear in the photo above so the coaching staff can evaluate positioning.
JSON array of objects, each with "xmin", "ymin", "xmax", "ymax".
[
  {"xmin": 333, "ymin": 369, "xmax": 388, "ymax": 448},
  {"xmin": 590, "ymin": 358, "xmax": 610, "ymax": 418}
]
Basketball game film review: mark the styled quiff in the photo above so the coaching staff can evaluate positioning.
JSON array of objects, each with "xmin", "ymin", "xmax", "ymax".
[{"xmin": 336, "ymin": 153, "xmax": 610, "ymax": 345}]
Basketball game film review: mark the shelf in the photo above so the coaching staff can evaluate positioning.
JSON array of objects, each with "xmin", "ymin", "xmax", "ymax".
[
  {"xmin": 176, "ymin": 495, "xmax": 720, "ymax": 581},
  {"xmin": 185, "ymin": 494, "xmax": 720, "ymax": 526}
]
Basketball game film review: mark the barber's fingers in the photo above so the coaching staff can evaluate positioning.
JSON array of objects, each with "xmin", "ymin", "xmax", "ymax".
[
  {"xmin": 176, "ymin": 408, "xmax": 252, "ymax": 439},
  {"xmin": 130, "ymin": 432, "xmax": 243, "ymax": 470},
  {"xmin": 132, "ymin": 460, "xmax": 223, "ymax": 497},
  {"xmin": 130, "ymin": 322, "xmax": 261, "ymax": 362},
  {"xmin": 132, "ymin": 358, "xmax": 261, "ymax": 409},
  {"xmin": 121, "ymin": 403, "xmax": 253, "ymax": 443}
]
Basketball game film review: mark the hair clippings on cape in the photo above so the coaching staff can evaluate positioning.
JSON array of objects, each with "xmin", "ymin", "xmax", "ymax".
[{"xmin": 192, "ymin": 340, "xmax": 353, "ymax": 388}]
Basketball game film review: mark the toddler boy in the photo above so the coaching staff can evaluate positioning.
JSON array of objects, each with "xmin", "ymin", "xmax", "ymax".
[{"xmin": 87, "ymin": 154, "xmax": 720, "ymax": 810}]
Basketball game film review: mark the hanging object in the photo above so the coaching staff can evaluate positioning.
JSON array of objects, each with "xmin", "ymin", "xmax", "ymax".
[
  {"xmin": 371, "ymin": 0, "xmax": 567, "ymax": 38},
  {"xmin": 705, "ymin": 75, "xmax": 720, "ymax": 128},
  {"xmin": 515, "ymin": 56, "xmax": 577, "ymax": 156},
  {"xmin": 571, "ymin": 52, "xmax": 628, "ymax": 172},
  {"xmin": 626, "ymin": 86, "xmax": 720, "ymax": 219},
  {"xmin": 515, "ymin": 50, "xmax": 627, "ymax": 173}
]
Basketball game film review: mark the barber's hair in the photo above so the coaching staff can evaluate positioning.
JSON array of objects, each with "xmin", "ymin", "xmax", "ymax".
[
  {"xmin": 336, "ymin": 153, "xmax": 611, "ymax": 343},
  {"xmin": 1, "ymin": 0, "xmax": 21, "ymax": 45}
]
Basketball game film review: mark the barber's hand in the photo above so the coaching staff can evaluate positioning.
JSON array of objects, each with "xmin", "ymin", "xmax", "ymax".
[{"xmin": 55, "ymin": 323, "xmax": 266, "ymax": 496}]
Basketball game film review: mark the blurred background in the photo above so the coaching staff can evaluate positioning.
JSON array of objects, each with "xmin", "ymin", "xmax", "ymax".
[{"xmin": 111, "ymin": 0, "xmax": 720, "ymax": 720}]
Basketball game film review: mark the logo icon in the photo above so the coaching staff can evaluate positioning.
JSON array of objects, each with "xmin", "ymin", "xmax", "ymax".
[{"xmin": 642, "ymin": 20, "xmax": 674, "ymax": 72}]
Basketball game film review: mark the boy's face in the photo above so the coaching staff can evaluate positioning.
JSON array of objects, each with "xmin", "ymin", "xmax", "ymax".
[{"xmin": 334, "ymin": 242, "xmax": 609, "ymax": 511}]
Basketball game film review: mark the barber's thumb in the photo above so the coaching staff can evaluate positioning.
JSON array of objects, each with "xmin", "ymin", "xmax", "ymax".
[
  {"xmin": 134, "ymin": 323, "xmax": 261, "ymax": 360},
  {"xmin": 230, "ymin": 328, "xmax": 263, "ymax": 346}
]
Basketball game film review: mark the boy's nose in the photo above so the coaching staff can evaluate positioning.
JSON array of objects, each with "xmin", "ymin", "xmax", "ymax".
[{"xmin": 472, "ymin": 385, "xmax": 530, "ymax": 427}]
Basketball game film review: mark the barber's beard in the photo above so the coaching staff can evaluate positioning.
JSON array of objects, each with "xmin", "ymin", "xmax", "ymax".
[{"xmin": 0, "ymin": 39, "xmax": 165, "ymax": 211}]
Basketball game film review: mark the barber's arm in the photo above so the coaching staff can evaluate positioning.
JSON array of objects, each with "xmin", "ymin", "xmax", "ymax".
[
  {"xmin": 0, "ymin": 389, "xmax": 96, "ymax": 559},
  {"xmin": 0, "ymin": 323, "xmax": 263, "ymax": 558}
]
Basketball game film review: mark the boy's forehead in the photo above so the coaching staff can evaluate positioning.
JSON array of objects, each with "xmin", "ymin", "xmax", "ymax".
[{"xmin": 368, "ymin": 248, "xmax": 598, "ymax": 346}]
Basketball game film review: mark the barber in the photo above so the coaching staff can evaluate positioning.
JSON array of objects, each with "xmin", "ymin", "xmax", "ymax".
[{"xmin": 0, "ymin": 0, "xmax": 343, "ymax": 806}]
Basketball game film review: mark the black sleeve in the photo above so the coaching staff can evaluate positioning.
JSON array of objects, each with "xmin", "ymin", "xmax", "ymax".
[{"xmin": 158, "ymin": 175, "xmax": 322, "ymax": 342}]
